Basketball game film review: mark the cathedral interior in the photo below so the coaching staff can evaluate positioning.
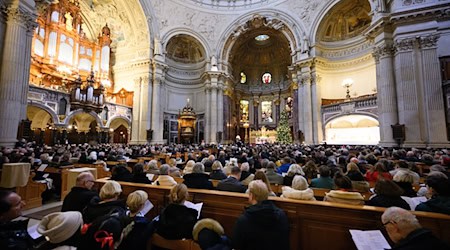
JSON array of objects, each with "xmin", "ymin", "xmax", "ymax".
[{"xmin": 0, "ymin": 0, "xmax": 449, "ymax": 147}]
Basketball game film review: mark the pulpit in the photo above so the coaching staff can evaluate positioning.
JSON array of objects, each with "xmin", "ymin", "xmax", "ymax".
[{"xmin": 178, "ymin": 100, "xmax": 196, "ymax": 144}]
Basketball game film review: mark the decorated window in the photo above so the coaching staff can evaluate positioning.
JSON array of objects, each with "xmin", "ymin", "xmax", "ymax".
[
  {"xmin": 240, "ymin": 100, "xmax": 249, "ymax": 122},
  {"xmin": 262, "ymin": 72, "xmax": 272, "ymax": 84},
  {"xmin": 261, "ymin": 101, "xmax": 273, "ymax": 122}
]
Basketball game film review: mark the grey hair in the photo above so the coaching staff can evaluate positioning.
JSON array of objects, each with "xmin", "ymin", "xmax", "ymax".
[
  {"xmin": 159, "ymin": 164, "xmax": 170, "ymax": 175},
  {"xmin": 393, "ymin": 170, "xmax": 414, "ymax": 183},
  {"xmin": 292, "ymin": 175, "xmax": 308, "ymax": 190},
  {"xmin": 148, "ymin": 160, "xmax": 159, "ymax": 170},
  {"xmin": 193, "ymin": 163, "xmax": 205, "ymax": 173},
  {"xmin": 241, "ymin": 162, "xmax": 250, "ymax": 172},
  {"xmin": 287, "ymin": 164, "xmax": 305, "ymax": 176},
  {"xmin": 381, "ymin": 207, "xmax": 421, "ymax": 230}
]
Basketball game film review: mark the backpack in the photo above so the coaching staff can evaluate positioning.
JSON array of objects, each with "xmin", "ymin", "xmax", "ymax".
[{"xmin": 78, "ymin": 207, "xmax": 131, "ymax": 250}]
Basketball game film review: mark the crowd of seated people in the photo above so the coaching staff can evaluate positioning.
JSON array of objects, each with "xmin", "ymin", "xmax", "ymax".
[
  {"xmin": 1, "ymin": 141, "xmax": 450, "ymax": 213},
  {"xmin": 2, "ymin": 140, "xmax": 450, "ymax": 249}
]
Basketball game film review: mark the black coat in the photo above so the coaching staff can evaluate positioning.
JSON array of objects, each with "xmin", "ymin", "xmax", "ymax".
[
  {"xmin": 118, "ymin": 216, "xmax": 155, "ymax": 250},
  {"xmin": 156, "ymin": 204, "xmax": 198, "ymax": 240},
  {"xmin": 210, "ymin": 170, "xmax": 227, "ymax": 180},
  {"xmin": 233, "ymin": 200, "xmax": 289, "ymax": 250},
  {"xmin": 392, "ymin": 228, "xmax": 449, "ymax": 250},
  {"xmin": 61, "ymin": 187, "xmax": 99, "ymax": 213},
  {"xmin": 82, "ymin": 198, "xmax": 127, "ymax": 223},
  {"xmin": 366, "ymin": 195, "xmax": 410, "ymax": 210},
  {"xmin": 132, "ymin": 173, "xmax": 152, "ymax": 184},
  {"xmin": 183, "ymin": 173, "xmax": 213, "ymax": 189},
  {"xmin": 0, "ymin": 220, "xmax": 34, "ymax": 250},
  {"xmin": 111, "ymin": 166, "xmax": 133, "ymax": 182},
  {"xmin": 217, "ymin": 177, "xmax": 246, "ymax": 193}
]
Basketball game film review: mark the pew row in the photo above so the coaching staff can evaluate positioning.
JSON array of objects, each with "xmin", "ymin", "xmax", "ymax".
[
  {"xmin": 94, "ymin": 178, "xmax": 450, "ymax": 250},
  {"xmin": 16, "ymin": 174, "xmax": 47, "ymax": 209}
]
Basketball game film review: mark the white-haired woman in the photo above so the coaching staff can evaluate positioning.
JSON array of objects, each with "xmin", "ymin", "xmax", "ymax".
[{"xmin": 281, "ymin": 175, "xmax": 315, "ymax": 201}]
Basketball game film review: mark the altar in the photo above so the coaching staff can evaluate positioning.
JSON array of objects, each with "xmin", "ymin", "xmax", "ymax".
[{"xmin": 250, "ymin": 126, "xmax": 277, "ymax": 144}]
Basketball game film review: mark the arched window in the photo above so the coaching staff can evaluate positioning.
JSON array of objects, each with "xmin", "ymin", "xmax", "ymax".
[{"xmin": 58, "ymin": 98, "xmax": 67, "ymax": 115}]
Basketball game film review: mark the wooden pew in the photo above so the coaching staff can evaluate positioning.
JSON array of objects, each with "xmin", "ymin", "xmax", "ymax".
[
  {"xmin": 16, "ymin": 174, "xmax": 47, "ymax": 209},
  {"xmin": 95, "ymin": 178, "xmax": 450, "ymax": 250},
  {"xmin": 149, "ymin": 233, "xmax": 201, "ymax": 250}
]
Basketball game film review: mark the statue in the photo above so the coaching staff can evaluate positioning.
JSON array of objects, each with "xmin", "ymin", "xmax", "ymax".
[
  {"xmin": 301, "ymin": 33, "xmax": 310, "ymax": 54},
  {"xmin": 154, "ymin": 38, "xmax": 162, "ymax": 55},
  {"xmin": 65, "ymin": 12, "xmax": 73, "ymax": 31}
]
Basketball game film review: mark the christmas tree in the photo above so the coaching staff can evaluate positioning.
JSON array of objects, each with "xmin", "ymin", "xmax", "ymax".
[{"xmin": 276, "ymin": 109, "xmax": 292, "ymax": 144}]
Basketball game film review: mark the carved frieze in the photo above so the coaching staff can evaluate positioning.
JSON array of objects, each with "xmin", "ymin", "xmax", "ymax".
[{"xmin": 320, "ymin": 40, "xmax": 374, "ymax": 59}]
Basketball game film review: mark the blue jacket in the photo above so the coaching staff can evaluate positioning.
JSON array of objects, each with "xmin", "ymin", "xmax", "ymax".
[
  {"xmin": 310, "ymin": 177, "xmax": 335, "ymax": 189},
  {"xmin": 277, "ymin": 163, "xmax": 291, "ymax": 174}
]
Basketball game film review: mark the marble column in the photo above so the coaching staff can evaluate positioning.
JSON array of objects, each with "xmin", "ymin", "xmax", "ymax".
[
  {"xmin": 394, "ymin": 38, "xmax": 424, "ymax": 147},
  {"xmin": 151, "ymin": 76, "xmax": 163, "ymax": 144},
  {"xmin": 373, "ymin": 42, "xmax": 398, "ymax": 147},
  {"xmin": 311, "ymin": 66, "xmax": 323, "ymax": 144},
  {"xmin": 217, "ymin": 84, "xmax": 224, "ymax": 143},
  {"xmin": 210, "ymin": 86, "xmax": 218, "ymax": 144},
  {"xmin": 0, "ymin": 0, "xmax": 37, "ymax": 147},
  {"xmin": 253, "ymin": 100, "xmax": 259, "ymax": 129},
  {"xmin": 418, "ymin": 34, "xmax": 449, "ymax": 147},
  {"xmin": 298, "ymin": 63, "xmax": 313, "ymax": 144},
  {"xmin": 131, "ymin": 75, "xmax": 151, "ymax": 144},
  {"xmin": 296, "ymin": 72, "xmax": 305, "ymax": 142},
  {"xmin": 292, "ymin": 84, "xmax": 299, "ymax": 142},
  {"xmin": 204, "ymin": 86, "xmax": 211, "ymax": 143}
]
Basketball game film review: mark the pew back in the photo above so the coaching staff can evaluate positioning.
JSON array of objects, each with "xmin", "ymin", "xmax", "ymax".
[{"xmin": 95, "ymin": 178, "xmax": 450, "ymax": 250}]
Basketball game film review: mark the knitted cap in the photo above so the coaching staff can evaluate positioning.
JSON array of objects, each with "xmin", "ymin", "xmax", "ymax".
[{"xmin": 38, "ymin": 211, "xmax": 83, "ymax": 244}]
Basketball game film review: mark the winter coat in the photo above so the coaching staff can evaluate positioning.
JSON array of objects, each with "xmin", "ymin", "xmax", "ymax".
[
  {"xmin": 156, "ymin": 204, "xmax": 198, "ymax": 240},
  {"xmin": 183, "ymin": 173, "xmax": 213, "ymax": 189},
  {"xmin": 324, "ymin": 190, "xmax": 365, "ymax": 205},
  {"xmin": 155, "ymin": 175, "xmax": 177, "ymax": 186},
  {"xmin": 416, "ymin": 195, "xmax": 450, "ymax": 215},
  {"xmin": 82, "ymin": 197, "xmax": 127, "ymax": 223},
  {"xmin": 281, "ymin": 187, "xmax": 316, "ymax": 201},
  {"xmin": 217, "ymin": 177, "xmax": 246, "ymax": 193},
  {"xmin": 232, "ymin": 200, "xmax": 289, "ymax": 250},
  {"xmin": 366, "ymin": 194, "xmax": 410, "ymax": 210},
  {"xmin": 61, "ymin": 187, "xmax": 99, "ymax": 213}
]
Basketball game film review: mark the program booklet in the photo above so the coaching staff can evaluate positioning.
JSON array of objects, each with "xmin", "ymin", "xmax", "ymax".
[{"xmin": 349, "ymin": 229, "xmax": 391, "ymax": 250}]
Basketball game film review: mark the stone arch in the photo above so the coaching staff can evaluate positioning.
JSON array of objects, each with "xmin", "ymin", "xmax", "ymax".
[
  {"xmin": 324, "ymin": 113, "xmax": 380, "ymax": 145},
  {"xmin": 63, "ymin": 109, "xmax": 104, "ymax": 128},
  {"xmin": 27, "ymin": 101, "xmax": 59, "ymax": 125},
  {"xmin": 138, "ymin": 0, "xmax": 160, "ymax": 55},
  {"xmin": 106, "ymin": 115, "xmax": 132, "ymax": 128},
  {"xmin": 161, "ymin": 28, "xmax": 211, "ymax": 60},
  {"xmin": 218, "ymin": 9, "xmax": 307, "ymax": 69},
  {"xmin": 309, "ymin": 0, "xmax": 372, "ymax": 45},
  {"xmin": 324, "ymin": 111, "xmax": 378, "ymax": 125}
]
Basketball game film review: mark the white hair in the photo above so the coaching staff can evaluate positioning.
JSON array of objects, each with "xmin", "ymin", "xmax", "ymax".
[{"xmin": 241, "ymin": 162, "xmax": 250, "ymax": 172}]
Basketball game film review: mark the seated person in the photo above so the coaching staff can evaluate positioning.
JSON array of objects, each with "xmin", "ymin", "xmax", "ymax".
[
  {"xmin": 83, "ymin": 180, "xmax": 126, "ymax": 223},
  {"xmin": 183, "ymin": 163, "xmax": 213, "ymax": 189},
  {"xmin": 346, "ymin": 162, "xmax": 370, "ymax": 192},
  {"xmin": 111, "ymin": 164, "xmax": 133, "ymax": 182},
  {"xmin": 233, "ymin": 180, "xmax": 289, "ymax": 250},
  {"xmin": 246, "ymin": 170, "xmax": 276, "ymax": 197},
  {"xmin": 277, "ymin": 157, "xmax": 292, "ymax": 174},
  {"xmin": 0, "ymin": 191, "xmax": 34, "ymax": 250},
  {"xmin": 183, "ymin": 160, "xmax": 196, "ymax": 175},
  {"xmin": 393, "ymin": 170, "xmax": 417, "ymax": 197},
  {"xmin": 324, "ymin": 173, "xmax": 364, "ymax": 205},
  {"xmin": 265, "ymin": 161, "xmax": 284, "ymax": 185},
  {"xmin": 154, "ymin": 164, "xmax": 177, "ymax": 186},
  {"xmin": 131, "ymin": 163, "xmax": 152, "ymax": 184},
  {"xmin": 209, "ymin": 161, "xmax": 227, "ymax": 180},
  {"xmin": 217, "ymin": 166, "xmax": 246, "ymax": 193},
  {"xmin": 281, "ymin": 175, "xmax": 316, "ymax": 201},
  {"xmin": 118, "ymin": 190, "xmax": 155, "ymax": 250},
  {"xmin": 62, "ymin": 172, "xmax": 98, "ymax": 212},
  {"xmin": 416, "ymin": 174, "xmax": 450, "ymax": 215},
  {"xmin": 310, "ymin": 165, "xmax": 334, "ymax": 189},
  {"xmin": 145, "ymin": 160, "xmax": 160, "ymax": 175},
  {"xmin": 155, "ymin": 184, "xmax": 198, "ymax": 239},
  {"xmin": 390, "ymin": 160, "xmax": 420, "ymax": 185},
  {"xmin": 283, "ymin": 164, "xmax": 305, "ymax": 186},
  {"xmin": 364, "ymin": 162, "xmax": 392, "ymax": 182},
  {"xmin": 381, "ymin": 207, "xmax": 449, "ymax": 249},
  {"xmin": 37, "ymin": 211, "xmax": 83, "ymax": 249},
  {"xmin": 366, "ymin": 179, "xmax": 410, "ymax": 210},
  {"xmin": 193, "ymin": 218, "xmax": 231, "ymax": 250},
  {"xmin": 239, "ymin": 162, "xmax": 255, "ymax": 186},
  {"xmin": 303, "ymin": 160, "xmax": 319, "ymax": 180}
]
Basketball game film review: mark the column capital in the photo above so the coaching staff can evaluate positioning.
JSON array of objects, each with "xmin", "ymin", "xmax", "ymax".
[
  {"xmin": 418, "ymin": 34, "xmax": 439, "ymax": 49},
  {"xmin": 372, "ymin": 43, "xmax": 395, "ymax": 62},
  {"xmin": 4, "ymin": 5, "xmax": 37, "ymax": 33},
  {"xmin": 394, "ymin": 37, "xmax": 416, "ymax": 53}
]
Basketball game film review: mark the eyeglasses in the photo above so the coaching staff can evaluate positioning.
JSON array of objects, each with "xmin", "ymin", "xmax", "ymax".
[{"xmin": 382, "ymin": 221, "xmax": 395, "ymax": 227}]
